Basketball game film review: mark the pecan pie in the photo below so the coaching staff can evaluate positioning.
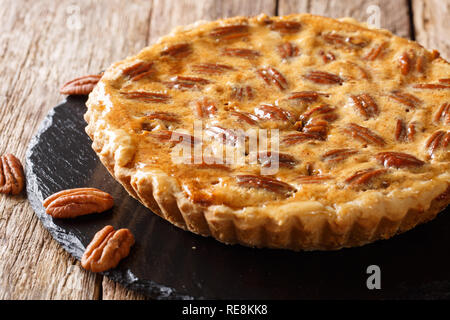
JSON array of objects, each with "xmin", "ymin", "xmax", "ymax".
[{"xmin": 85, "ymin": 14, "xmax": 449, "ymax": 250}]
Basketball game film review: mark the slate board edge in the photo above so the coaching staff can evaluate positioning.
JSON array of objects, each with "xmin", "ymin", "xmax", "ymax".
[{"xmin": 25, "ymin": 99, "xmax": 196, "ymax": 300}]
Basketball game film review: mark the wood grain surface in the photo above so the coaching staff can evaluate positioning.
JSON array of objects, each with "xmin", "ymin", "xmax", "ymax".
[
  {"xmin": 413, "ymin": 0, "xmax": 450, "ymax": 60},
  {"xmin": 0, "ymin": 0, "xmax": 448, "ymax": 300}
]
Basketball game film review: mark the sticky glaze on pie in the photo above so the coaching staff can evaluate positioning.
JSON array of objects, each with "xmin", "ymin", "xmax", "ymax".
[{"xmin": 85, "ymin": 14, "xmax": 449, "ymax": 250}]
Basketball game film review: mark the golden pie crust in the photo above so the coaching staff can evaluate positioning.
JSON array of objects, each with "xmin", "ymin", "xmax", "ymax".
[{"xmin": 85, "ymin": 14, "xmax": 450, "ymax": 250}]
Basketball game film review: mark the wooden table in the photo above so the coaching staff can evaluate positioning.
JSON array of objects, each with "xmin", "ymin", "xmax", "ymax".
[{"xmin": 0, "ymin": 0, "xmax": 448, "ymax": 300}]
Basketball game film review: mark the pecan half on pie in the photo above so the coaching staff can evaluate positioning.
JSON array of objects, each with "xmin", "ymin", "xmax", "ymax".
[{"xmin": 85, "ymin": 14, "xmax": 449, "ymax": 250}]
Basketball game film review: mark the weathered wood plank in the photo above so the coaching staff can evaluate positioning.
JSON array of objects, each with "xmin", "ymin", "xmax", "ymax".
[
  {"xmin": 0, "ymin": 0, "xmax": 152, "ymax": 299},
  {"xmin": 102, "ymin": 277, "xmax": 148, "ymax": 300},
  {"xmin": 412, "ymin": 0, "xmax": 450, "ymax": 60},
  {"xmin": 278, "ymin": 0, "xmax": 411, "ymax": 38}
]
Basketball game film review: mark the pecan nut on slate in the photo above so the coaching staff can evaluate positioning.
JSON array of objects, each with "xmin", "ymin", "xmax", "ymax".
[
  {"xmin": 43, "ymin": 188, "xmax": 114, "ymax": 218},
  {"xmin": 81, "ymin": 225, "xmax": 135, "ymax": 273}
]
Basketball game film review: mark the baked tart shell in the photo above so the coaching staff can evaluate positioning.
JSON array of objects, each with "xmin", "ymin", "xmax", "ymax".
[{"xmin": 85, "ymin": 14, "xmax": 450, "ymax": 250}]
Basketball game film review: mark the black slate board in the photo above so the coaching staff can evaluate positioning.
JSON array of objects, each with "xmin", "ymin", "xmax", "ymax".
[{"xmin": 25, "ymin": 96, "xmax": 450, "ymax": 299}]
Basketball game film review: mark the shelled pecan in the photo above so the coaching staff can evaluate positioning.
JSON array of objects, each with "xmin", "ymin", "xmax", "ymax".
[
  {"xmin": 256, "ymin": 67, "xmax": 288, "ymax": 90},
  {"xmin": 303, "ymin": 71, "xmax": 343, "ymax": 85},
  {"xmin": 210, "ymin": 24, "xmax": 249, "ymax": 40},
  {"xmin": 415, "ymin": 55, "xmax": 426, "ymax": 73},
  {"xmin": 230, "ymin": 86, "xmax": 254, "ymax": 101},
  {"xmin": 257, "ymin": 152, "xmax": 297, "ymax": 168},
  {"xmin": 345, "ymin": 168, "xmax": 388, "ymax": 187},
  {"xmin": 282, "ymin": 132, "xmax": 324, "ymax": 145},
  {"xmin": 254, "ymin": 104, "xmax": 294, "ymax": 122},
  {"xmin": 375, "ymin": 152, "xmax": 425, "ymax": 168},
  {"xmin": 160, "ymin": 43, "xmax": 192, "ymax": 58},
  {"xmin": 321, "ymin": 149, "xmax": 358, "ymax": 164},
  {"xmin": 299, "ymin": 104, "xmax": 336, "ymax": 122},
  {"xmin": 407, "ymin": 122, "xmax": 416, "ymax": 142},
  {"xmin": 145, "ymin": 111, "xmax": 180, "ymax": 123},
  {"xmin": 81, "ymin": 225, "xmax": 134, "ymax": 273},
  {"xmin": 342, "ymin": 123, "xmax": 385, "ymax": 146},
  {"xmin": 222, "ymin": 48, "xmax": 260, "ymax": 58},
  {"xmin": 296, "ymin": 175, "xmax": 333, "ymax": 184},
  {"xmin": 287, "ymin": 91, "xmax": 328, "ymax": 103},
  {"xmin": 236, "ymin": 174, "xmax": 295, "ymax": 195},
  {"xmin": 230, "ymin": 110, "xmax": 259, "ymax": 125},
  {"xmin": 278, "ymin": 42, "xmax": 300, "ymax": 59},
  {"xmin": 425, "ymin": 130, "xmax": 449, "ymax": 157},
  {"xmin": 412, "ymin": 83, "xmax": 450, "ymax": 90},
  {"xmin": 396, "ymin": 51, "xmax": 429, "ymax": 75},
  {"xmin": 301, "ymin": 118, "xmax": 329, "ymax": 139},
  {"xmin": 434, "ymin": 102, "xmax": 450, "ymax": 124},
  {"xmin": 389, "ymin": 91, "xmax": 421, "ymax": 108},
  {"xmin": 322, "ymin": 33, "xmax": 368, "ymax": 48},
  {"xmin": 319, "ymin": 50, "xmax": 336, "ymax": 63},
  {"xmin": 0, "ymin": 154, "xmax": 24, "ymax": 195},
  {"xmin": 149, "ymin": 130, "xmax": 199, "ymax": 145},
  {"xmin": 43, "ymin": 188, "xmax": 114, "ymax": 218},
  {"xmin": 395, "ymin": 119, "xmax": 416, "ymax": 142},
  {"xmin": 60, "ymin": 74, "xmax": 102, "ymax": 95},
  {"xmin": 191, "ymin": 63, "xmax": 234, "ymax": 74},
  {"xmin": 194, "ymin": 97, "xmax": 217, "ymax": 118},
  {"xmin": 364, "ymin": 42, "xmax": 387, "ymax": 60},
  {"xmin": 120, "ymin": 91, "xmax": 170, "ymax": 103},
  {"xmin": 287, "ymin": 104, "xmax": 337, "ymax": 143},
  {"xmin": 270, "ymin": 21, "xmax": 301, "ymax": 33},
  {"xmin": 398, "ymin": 52, "xmax": 412, "ymax": 75},
  {"xmin": 121, "ymin": 61, "xmax": 154, "ymax": 81},
  {"xmin": 205, "ymin": 126, "xmax": 240, "ymax": 145},
  {"xmin": 163, "ymin": 76, "xmax": 211, "ymax": 90},
  {"xmin": 349, "ymin": 94, "xmax": 379, "ymax": 119}
]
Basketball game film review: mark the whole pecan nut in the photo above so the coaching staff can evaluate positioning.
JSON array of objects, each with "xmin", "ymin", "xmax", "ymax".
[
  {"xmin": 43, "ymin": 188, "xmax": 114, "ymax": 218},
  {"xmin": 0, "ymin": 154, "xmax": 25, "ymax": 195},
  {"xmin": 60, "ymin": 74, "xmax": 102, "ymax": 95},
  {"xmin": 81, "ymin": 225, "xmax": 135, "ymax": 273}
]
